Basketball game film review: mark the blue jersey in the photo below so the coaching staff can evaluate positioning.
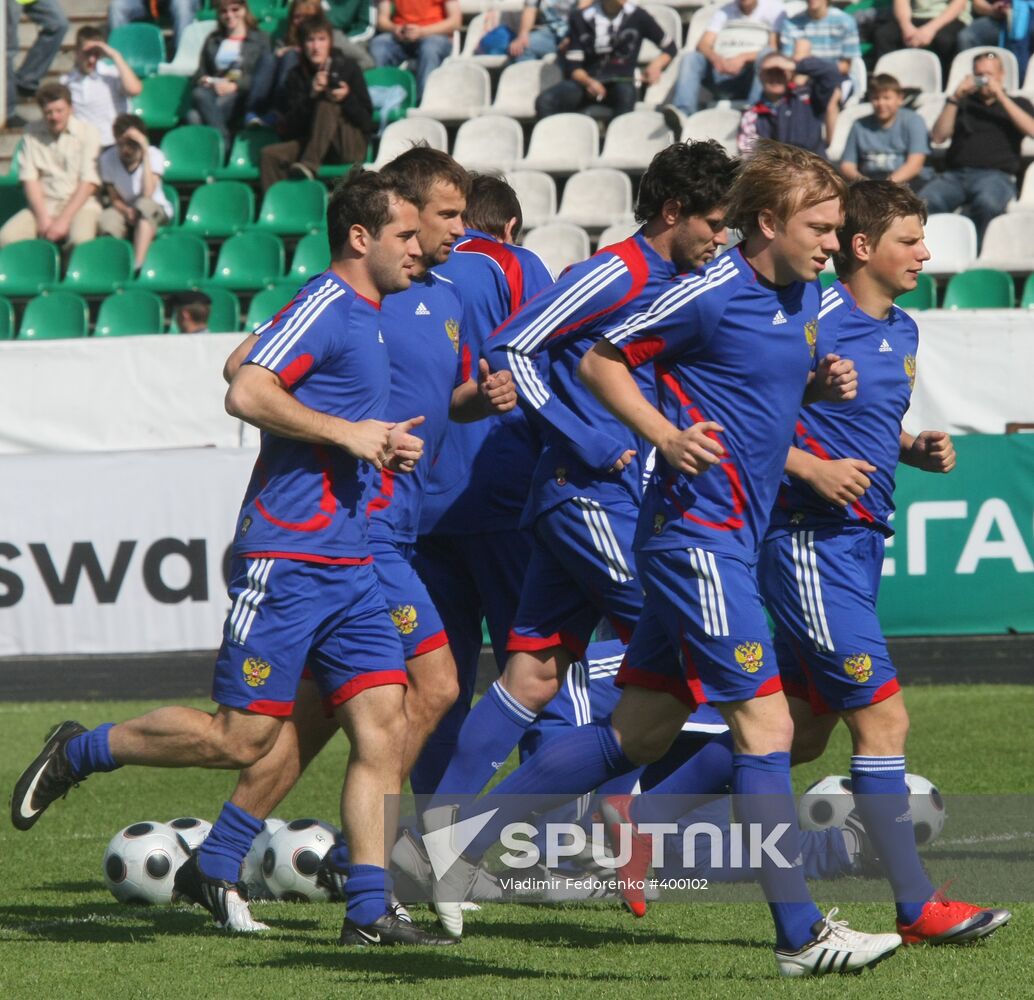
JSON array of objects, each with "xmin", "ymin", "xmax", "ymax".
[
  {"xmin": 606, "ymin": 248, "xmax": 822, "ymax": 560},
  {"xmin": 233, "ymin": 272, "xmax": 389, "ymax": 562},
  {"xmin": 484, "ymin": 233, "xmax": 677, "ymax": 525},
  {"xmin": 367, "ymin": 272, "xmax": 466, "ymax": 544},
  {"xmin": 421, "ymin": 229, "xmax": 554, "ymax": 534},
  {"xmin": 769, "ymin": 281, "xmax": 919, "ymax": 536}
]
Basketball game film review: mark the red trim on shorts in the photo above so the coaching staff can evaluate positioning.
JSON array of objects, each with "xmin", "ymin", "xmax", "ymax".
[
  {"xmin": 412, "ymin": 629, "xmax": 450, "ymax": 657},
  {"xmin": 242, "ymin": 551, "xmax": 374, "ymax": 565},
  {"xmin": 781, "ymin": 676, "xmax": 810, "ymax": 702},
  {"xmin": 558, "ymin": 630, "xmax": 588, "ymax": 659},
  {"xmin": 869, "ymin": 677, "xmax": 901, "ymax": 705},
  {"xmin": 244, "ymin": 698, "xmax": 295, "ymax": 717},
  {"xmin": 324, "ymin": 669, "xmax": 408, "ymax": 709},
  {"xmin": 615, "ymin": 663, "xmax": 701, "ymax": 711},
  {"xmin": 753, "ymin": 675, "xmax": 784, "ymax": 699},
  {"xmin": 506, "ymin": 629, "xmax": 563, "ymax": 652},
  {"xmin": 606, "ymin": 615, "xmax": 634, "ymax": 645}
]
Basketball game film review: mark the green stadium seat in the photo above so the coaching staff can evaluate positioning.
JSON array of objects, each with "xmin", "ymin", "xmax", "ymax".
[
  {"xmin": 19, "ymin": 291, "xmax": 89, "ymax": 339},
  {"xmin": 364, "ymin": 66, "xmax": 417, "ymax": 128},
  {"xmin": 131, "ymin": 232, "xmax": 209, "ymax": 292},
  {"xmin": 177, "ymin": 180, "xmax": 255, "ymax": 239},
  {"xmin": 253, "ymin": 179, "xmax": 326, "ymax": 237},
  {"xmin": 208, "ymin": 231, "xmax": 285, "ymax": 290},
  {"xmin": 0, "ymin": 139, "xmax": 22, "ymax": 185},
  {"xmin": 0, "ymin": 296, "xmax": 13, "ymax": 339},
  {"xmin": 246, "ymin": 282, "xmax": 301, "ymax": 330},
  {"xmin": 1021, "ymin": 273, "xmax": 1034, "ymax": 308},
  {"xmin": 0, "ymin": 239, "xmax": 60, "ymax": 297},
  {"xmin": 161, "ymin": 125, "xmax": 224, "ymax": 184},
  {"xmin": 943, "ymin": 268, "xmax": 1014, "ymax": 310},
  {"xmin": 0, "ymin": 183, "xmax": 27, "ymax": 229},
  {"xmin": 169, "ymin": 286, "xmax": 241, "ymax": 332},
  {"xmin": 132, "ymin": 75, "xmax": 191, "ymax": 131},
  {"xmin": 95, "ymin": 289, "xmax": 166, "ymax": 336},
  {"xmin": 290, "ymin": 231, "xmax": 330, "ymax": 281},
  {"xmin": 215, "ymin": 127, "xmax": 280, "ymax": 182},
  {"xmin": 165, "ymin": 185, "xmax": 181, "ymax": 224},
  {"xmin": 896, "ymin": 272, "xmax": 937, "ymax": 311},
  {"xmin": 108, "ymin": 23, "xmax": 166, "ymax": 78},
  {"xmin": 58, "ymin": 238, "xmax": 134, "ymax": 296}
]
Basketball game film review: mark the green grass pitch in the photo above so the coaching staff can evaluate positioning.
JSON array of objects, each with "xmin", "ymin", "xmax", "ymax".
[{"xmin": 1, "ymin": 684, "xmax": 1032, "ymax": 999}]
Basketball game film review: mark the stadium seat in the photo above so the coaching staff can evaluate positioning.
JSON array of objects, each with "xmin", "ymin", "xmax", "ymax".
[
  {"xmin": 165, "ymin": 185, "xmax": 181, "ymax": 224},
  {"xmin": 597, "ymin": 220, "xmax": 640, "ymax": 249},
  {"xmin": 976, "ymin": 211, "xmax": 1034, "ymax": 272},
  {"xmin": 504, "ymin": 170, "xmax": 557, "ymax": 230},
  {"xmin": 896, "ymin": 272, "xmax": 937, "ymax": 311},
  {"xmin": 177, "ymin": 180, "xmax": 255, "ymax": 239},
  {"xmin": 95, "ymin": 289, "xmax": 166, "ymax": 336},
  {"xmin": 215, "ymin": 127, "xmax": 280, "ymax": 182},
  {"xmin": 1008, "ymin": 164, "xmax": 1034, "ymax": 213},
  {"xmin": 0, "ymin": 239, "xmax": 60, "ymax": 297},
  {"xmin": 452, "ymin": 115, "xmax": 524, "ymax": 172},
  {"xmin": 131, "ymin": 75, "xmax": 191, "ymax": 131},
  {"xmin": 685, "ymin": 3, "xmax": 721, "ymax": 54},
  {"xmin": 170, "ymin": 285, "xmax": 240, "ymax": 332},
  {"xmin": 0, "ymin": 138, "xmax": 22, "ymax": 185},
  {"xmin": 161, "ymin": 125, "xmax": 224, "ymax": 185},
  {"xmin": 18, "ymin": 290, "xmax": 89, "ymax": 339},
  {"xmin": 681, "ymin": 107, "xmax": 740, "ymax": 157},
  {"xmin": 253, "ymin": 179, "xmax": 327, "ymax": 237},
  {"xmin": 246, "ymin": 283, "xmax": 301, "ymax": 330},
  {"xmin": 408, "ymin": 62, "xmax": 490, "ymax": 124},
  {"xmin": 713, "ymin": 19, "xmax": 770, "ymax": 62},
  {"xmin": 108, "ymin": 23, "xmax": 166, "ymax": 78},
  {"xmin": 640, "ymin": 4, "xmax": 683, "ymax": 64},
  {"xmin": 945, "ymin": 47, "xmax": 1019, "ymax": 95},
  {"xmin": 942, "ymin": 268, "xmax": 1014, "ymax": 309},
  {"xmin": 873, "ymin": 48, "xmax": 942, "ymax": 95},
  {"xmin": 827, "ymin": 101, "xmax": 872, "ymax": 162},
  {"xmin": 58, "ymin": 238, "xmax": 135, "ymax": 296},
  {"xmin": 131, "ymin": 232, "xmax": 209, "ymax": 292},
  {"xmin": 522, "ymin": 223, "xmax": 592, "ymax": 278},
  {"xmin": 364, "ymin": 66, "xmax": 417, "ymax": 128},
  {"xmin": 557, "ymin": 169, "xmax": 635, "ymax": 232},
  {"xmin": 159, "ymin": 18, "xmax": 217, "ymax": 75},
  {"xmin": 372, "ymin": 117, "xmax": 449, "ymax": 169},
  {"xmin": 923, "ymin": 213, "xmax": 978, "ymax": 276},
  {"xmin": 208, "ymin": 231, "xmax": 286, "ymax": 290},
  {"xmin": 595, "ymin": 110, "xmax": 674, "ymax": 171},
  {"xmin": 1022, "ymin": 272, "xmax": 1034, "ymax": 308},
  {"xmin": 0, "ymin": 296, "xmax": 13, "ymax": 339},
  {"xmin": 458, "ymin": 13, "xmax": 509, "ymax": 69},
  {"xmin": 490, "ymin": 59, "xmax": 563, "ymax": 120},
  {"xmin": 290, "ymin": 232, "xmax": 330, "ymax": 281},
  {"xmin": 639, "ymin": 49, "xmax": 684, "ymax": 109},
  {"xmin": 519, "ymin": 114, "xmax": 600, "ymax": 175}
]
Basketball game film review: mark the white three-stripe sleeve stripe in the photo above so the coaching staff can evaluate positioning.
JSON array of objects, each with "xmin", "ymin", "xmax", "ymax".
[
  {"xmin": 229, "ymin": 558, "xmax": 274, "ymax": 645},
  {"xmin": 252, "ymin": 280, "xmax": 344, "ymax": 370},
  {"xmin": 688, "ymin": 547, "xmax": 728, "ymax": 637},
  {"xmin": 252, "ymin": 278, "xmax": 334, "ymax": 351},
  {"xmin": 261, "ymin": 284, "xmax": 347, "ymax": 372},
  {"xmin": 819, "ymin": 294, "xmax": 844, "ymax": 320},
  {"xmin": 510, "ymin": 351, "xmax": 550, "ymax": 409},
  {"xmin": 791, "ymin": 531, "xmax": 834, "ymax": 651},
  {"xmin": 574, "ymin": 498, "xmax": 634, "ymax": 582}
]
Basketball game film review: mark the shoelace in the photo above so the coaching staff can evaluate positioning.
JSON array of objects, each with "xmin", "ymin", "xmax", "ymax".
[{"xmin": 817, "ymin": 907, "xmax": 854, "ymax": 942}]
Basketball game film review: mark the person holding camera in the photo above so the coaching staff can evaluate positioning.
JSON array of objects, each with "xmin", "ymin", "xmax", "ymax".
[
  {"xmin": 259, "ymin": 15, "xmax": 374, "ymax": 190},
  {"xmin": 922, "ymin": 50, "xmax": 1034, "ymax": 244},
  {"xmin": 98, "ymin": 113, "xmax": 174, "ymax": 269}
]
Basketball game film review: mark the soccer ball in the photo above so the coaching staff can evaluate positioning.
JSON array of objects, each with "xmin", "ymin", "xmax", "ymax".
[
  {"xmin": 262, "ymin": 818, "xmax": 339, "ymax": 902},
  {"xmin": 240, "ymin": 816, "xmax": 286, "ymax": 900},
  {"xmin": 167, "ymin": 816, "xmax": 212, "ymax": 853},
  {"xmin": 798, "ymin": 775, "xmax": 855, "ymax": 831},
  {"xmin": 103, "ymin": 821, "xmax": 190, "ymax": 905},
  {"xmin": 905, "ymin": 773, "xmax": 947, "ymax": 846}
]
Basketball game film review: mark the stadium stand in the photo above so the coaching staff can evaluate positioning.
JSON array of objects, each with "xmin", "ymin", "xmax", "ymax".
[
  {"xmin": 596, "ymin": 219, "xmax": 641, "ymax": 249},
  {"xmin": 943, "ymin": 268, "xmax": 1016, "ymax": 309},
  {"xmin": 873, "ymin": 48, "xmax": 942, "ymax": 95},
  {"xmin": 975, "ymin": 213, "xmax": 1034, "ymax": 273},
  {"xmin": 595, "ymin": 110, "xmax": 675, "ymax": 171},
  {"xmin": 0, "ymin": 298, "xmax": 14, "ymax": 339},
  {"xmin": 556, "ymin": 168, "xmax": 636, "ymax": 232},
  {"xmin": 58, "ymin": 237, "xmax": 135, "ymax": 296},
  {"xmin": 945, "ymin": 46, "xmax": 1019, "ymax": 96},
  {"xmin": 108, "ymin": 23, "xmax": 165, "ymax": 78},
  {"xmin": 132, "ymin": 76, "xmax": 192, "ymax": 131},
  {"xmin": 372, "ymin": 117, "xmax": 449, "ymax": 169},
  {"xmin": 521, "ymin": 222, "xmax": 591, "ymax": 277},
  {"xmin": 519, "ymin": 113, "xmax": 599, "ymax": 175},
  {"xmin": 131, "ymin": 233, "xmax": 210, "ymax": 293},
  {"xmin": 923, "ymin": 214, "xmax": 979, "ymax": 277},
  {"xmin": 289, "ymin": 231, "xmax": 331, "ymax": 282},
  {"xmin": 19, "ymin": 291, "xmax": 89, "ymax": 340},
  {"xmin": 216, "ymin": 129, "xmax": 280, "ymax": 182},
  {"xmin": 158, "ymin": 19, "xmax": 218, "ymax": 76},
  {"xmin": 504, "ymin": 170, "xmax": 557, "ymax": 230},
  {"xmin": 490, "ymin": 60, "xmax": 563, "ymax": 120},
  {"xmin": 252, "ymin": 179, "xmax": 327, "ymax": 237},
  {"xmin": 681, "ymin": 106, "xmax": 739, "ymax": 157},
  {"xmin": 407, "ymin": 61, "xmax": 491, "ymax": 124},
  {"xmin": 0, "ymin": 239, "xmax": 61, "ymax": 298},
  {"xmin": 94, "ymin": 289, "xmax": 166, "ymax": 336},
  {"xmin": 208, "ymin": 231, "xmax": 286, "ymax": 290},
  {"xmin": 161, "ymin": 125, "xmax": 225, "ymax": 185},
  {"xmin": 176, "ymin": 181, "xmax": 256, "ymax": 240},
  {"xmin": 452, "ymin": 115, "xmax": 525, "ymax": 172}
]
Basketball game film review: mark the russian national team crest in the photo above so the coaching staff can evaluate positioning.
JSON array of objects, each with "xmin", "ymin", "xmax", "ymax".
[
  {"xmin": 445, "ymin": 318, "xmax": 460, "ymax": 353},
  {"xmin": 843, "ymin": 653, "xmax": 873, "ymax": 683},
  {"xmin": 242, "ymin": 658, "xmax": 271, "ymax": 688},
  {"xmin": 804, "ymin": 318, "xmax": 818, "ymax": 357},
  {"xmin": 391, "ymin": 604, "xmax": 419, "ymax": 636},
  {"xmin": 904, "ymin": 354, "xmax": 916, "ymax": 391},
  {"xmin": 734, "ymin": 641, "xmax": 764, "ymax": 673}
]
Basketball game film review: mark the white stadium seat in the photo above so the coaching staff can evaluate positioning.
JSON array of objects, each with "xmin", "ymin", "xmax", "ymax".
[
  {"xmin": 597, "ymin": 219, "xmax": 641, "ymax": 249},
  {"xmin": 522, "ymin": 223, "xmax": 592, "ymax": 277},
  {"xmin": 372, "ymin": 117, "xmax": 449, "ymax": 168},
  {"xmin": 712, "ymin": 19, "xmax": 771, "ymax": 59},
  {"xmin": 490, "ymin": 58, "xmax": 563, "ymax": 119},
  {"xmin": 408, "ymin": 61, "xmax": 491, "ymax": 123},
  {"xmin": 458, "ymin": 12, "xmax": 509, "ymax": 69},
  {"xmin": 681, "ymin": 106, "xmax": 740, "ymax": 157},
  {"xmin": 685, "ymin": 4, "xmax": 722, "ymax": 54},
  {"xmin": 556, "ymin": 168, "xmax": 635, "ymax": 231},
  {"xmin": 519, "ymin": 113, "xmax": 600, "ymax": 175},
  {"xmin": 640, "ymin": 4, "xmax": 684, "ymax": 64},
  {"xmin": 976, "ymin": 211, "xmax": 1034, "ymax": 272},
  {"xmin": 452, "ymin": 115, "xmax": 524, "ymax": 172},
  {"xmin": 827, "ymin": 101, "xmax": 872, "ymax": 163},
  {"xmin": 945, "ymin": 47, "xmax": 1019, "ymax": 96},
  {"xmin": 1008, "ymin": 164, "xmax": 1034, "ymax": 213},
  {"xmin": 639, "ymin": 48, "xmax": 684, "ymax": 107},
  {"xmin": 923, "ymin": 213, "xmax": 979, "ymax": 277},
  {"xmin": 595, "ymin": 110, "xmax": 674, "ymax": 171},
  {"xmin": 159, "ymin": 20, "xmax": 216, "ymax": 75},
  {"xmin": 873, "ymin": 49, "xmax": 942, "ymax": 95},
  {"xmin": 505, "ymin": 170, "xmax": 557, "ymax": 230}
]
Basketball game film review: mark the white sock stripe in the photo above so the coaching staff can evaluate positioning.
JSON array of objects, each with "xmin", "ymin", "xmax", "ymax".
[
  {"xmin": 704, "ymin": 549, "xmax": 729, "ymax": 636},
  {"xmin": 237, "ymin": 558, "xmax": 274, "ymax": 645},
  {"xmin": 510, "ymin": 351, "xmax": 550, "ymax": 409},
  {"xmin": 491, "ymin": 680, "xmax": 537, "ymax": 723},
  {"xmin": 252, "ymin": 279, "xmax": 336, "ymax": 364}
]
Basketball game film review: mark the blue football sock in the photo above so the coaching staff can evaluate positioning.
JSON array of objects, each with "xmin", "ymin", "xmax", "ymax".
[
  {"xmin": 64, "ymin": 723, "xmax": 120, "ymax": 780},
  {"xmin": 851, "ymin": 756, "xmax": 934, "ymax": 925},
  {"xmin": 198, "ymin": 801, "xmax": 264, "ymax": 884},
  {"xmin": 345, "ymin": 864, "xmax": 389, "ymax": 926},
  {"xmin": 433, "ymin": 680, "xmax": 536, "ymax": 797},
  {"xmin": 733, "ymin": 752, "xmax": 822, "ymax": 951},
  {"xmin": 328, "ymin": 834, "xmax": 351, "ymax": 874}
]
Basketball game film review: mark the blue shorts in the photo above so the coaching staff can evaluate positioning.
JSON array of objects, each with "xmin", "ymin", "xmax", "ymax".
[
  {"xmin": 616, "ymin": 546, "xmax": 782, "ymax": 709},
  {"xmin": 758, "ymin": 526, "xmax": 900, "ymax": 715},
  {"xmin": 212, "ymin": 557, "xmax": 407, "ymax": 717},
  {"xmin": 371, "ymin": 538, "xmax": 449, "ymax": 660},
  {"xmin": 509, "ymin": 497, "xmax": 643, "ymax": 658}
]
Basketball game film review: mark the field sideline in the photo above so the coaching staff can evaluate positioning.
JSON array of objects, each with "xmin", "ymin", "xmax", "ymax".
[{"xmin": 0, "ymin": 685, "xmax": 1031, "ymax": 999}]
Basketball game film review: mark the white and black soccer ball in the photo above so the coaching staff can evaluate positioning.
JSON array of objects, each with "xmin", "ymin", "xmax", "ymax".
[
  {"xmin": 103, "ymin": 821, "xmax": 190, "ymax": 905},
  {"xmin": 798, "ymin": 775, "xmax": 855, "ymax": 831},
  {"xmin": 167, "ymin": 816, "xmax": 212, "ymax": 853},
  {"xmin": 262, "ymin": 818, "xmax": 339, "ymax": 902},
  {"xmin": 240, "ymin": 816, "xmax": 286, "ymax": 900},
  {"xmin": 905, "ymin": 773, "xmax": 947, "ymax": 846}
]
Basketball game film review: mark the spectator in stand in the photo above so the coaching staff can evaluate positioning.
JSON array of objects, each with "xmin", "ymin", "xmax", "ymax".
[
  {"xmin": 536, "ymin": 0, "xmax": 677, "ymax": 119},
  {"xmin": 737, "ymin": 51, "xmax": 840, "ymax": 155},
  {"xmin": 245, "ymin": 0, "xmax": 322, "ymax": 126},
  {"xmin": 369, "ymin": 0, "xmax": 461, "ymax": 98},
  {"xmin": 108, "ymin": 0, "xmax": 199, "ymax": 48},
  {"xmin": 61, "ymin": 26, "xmax": 142, "ymax": 149},
  {"xmin": 872, "ymin": 0, "xmax": 970, "ymax": 82},
  {"xmin": 0, "ymin": 83, "xmax": 101, "ymax": 248},
  {"xmin": 173, "ymin": 292, "xmax": 212, "ymax": 333},
  {"xmin": 960, "ymin": 0, "xmax": 1033, "ymax": 79},
  {"xmin": 326, "ymin": 0, "xmax": 376, "ymax": 68},
  {"xmin": 187, "ymin": 0, "xmax": 272, "ymax": 145},
  {"xmin": 507, "ymin": 0, "xmax": 578, "ymax": 63},
  {"xmin": 923, "ymin": 49, "xmax": 1034, "ymax": 243},
  {"xmin": 662, "ymin": 0, "xmax": 783, "ymax": 121},
  {"xmin": 98, "ymin": 113, "xmax": 173, "ymax": 269},
  {"xmin": 839, "ymin": 73, "xmax": 931, "ymax": 186},
  {"xmin": 779, "ymin": 0, "xmax": 861, "ymax": 104},
  {"xmin": 259, "ymin": 15, "xmax": 373, "ymax": 189},
  {"xmin": 5, "ymin": 0, "xmax": 70, "ymax": 128}
]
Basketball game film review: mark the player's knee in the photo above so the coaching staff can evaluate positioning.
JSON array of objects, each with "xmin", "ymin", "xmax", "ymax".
[
  {"xmin": 223, "ymin": 727, "xmax": 280, "ymax": 769},
  {"xmin": 618, "ymin": 728, "xmax": 673, "ymax": 766},
  {"xmin": 791, "ymin": 731, "xmax": 829, "ymax": 765}
]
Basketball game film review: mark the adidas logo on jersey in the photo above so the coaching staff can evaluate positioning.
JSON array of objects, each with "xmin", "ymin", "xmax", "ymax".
[
  {"xmin": 415, "ymin": 302, "xmax": 430, "ymax": 316},
  {"xmin": 879, "ymin": 338, "xmax": 893, "ymax": 353},
  {"xmin": 772, "ymin": 310, "xmax": 787, "ymax": 325}
]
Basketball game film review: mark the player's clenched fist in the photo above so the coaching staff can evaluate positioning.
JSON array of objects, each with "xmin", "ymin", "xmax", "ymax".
[
  {"xmin": 907, "ymin": 430, "xmax": 956, "ymax": 473},
  {"xmin": 387, "ymin": 415, "xmax": 426, "ymax": 474},
  {"xmin": 813, "ymin": 353, "xmax": 858, "ymax": 402},
  {"xmin": 808, "ymin": 457, "xmax": 876, "ymax": 506},
  {"xmin": 660, "ymin": 421, "xmax": 725, "ymax": 475},
  {"xmin": 339, "ymin": 419, "xmax": 395, "ymax": 469},
  {"xmin": 477, "ymin": 359, "xmax": 518, "ymax": 413},
  {"xmin": 608, "ymin": 448, "xmax": 637, "ymax": 473}
]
